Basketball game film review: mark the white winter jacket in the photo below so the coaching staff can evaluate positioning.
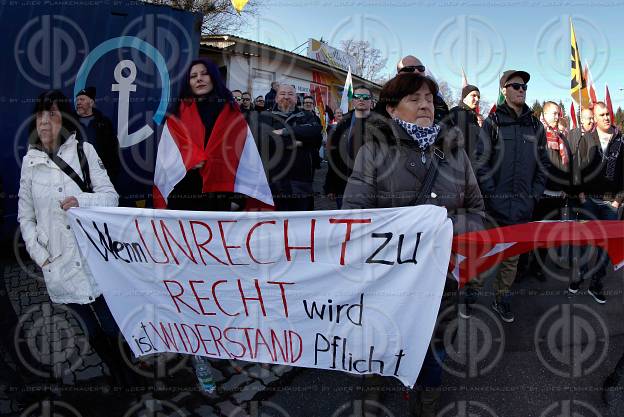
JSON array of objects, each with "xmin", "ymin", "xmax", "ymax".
[{"xmin": 18, "ymin": 134, "xmax": 119, "ymax": 304}]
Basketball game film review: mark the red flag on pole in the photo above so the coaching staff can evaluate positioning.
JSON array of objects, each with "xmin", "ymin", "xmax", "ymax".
[
  {"xmin": 570, "ymin": 102, "xmax": 578, "ymax": 129},
  {"xmin": 606, "ymin": 84, "xmax": 616, "ymax": 124},
  {"xmin": 584, "ymin": 62, "xmax": 598, "ymax": 105},
  {"xmin": 461, "ymin": 67, "xmax": 468, "ymax": 88}
]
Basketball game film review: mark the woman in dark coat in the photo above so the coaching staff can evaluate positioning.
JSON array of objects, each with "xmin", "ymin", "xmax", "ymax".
[{"xmin": 342, "ymin": 73, "xmax": 484, "ymax": 417}]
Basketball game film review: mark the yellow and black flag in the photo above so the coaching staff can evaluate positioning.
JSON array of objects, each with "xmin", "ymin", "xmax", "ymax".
[{"xmin": 570, "ymin": 18, "xmax": 590, "ymax": 107}]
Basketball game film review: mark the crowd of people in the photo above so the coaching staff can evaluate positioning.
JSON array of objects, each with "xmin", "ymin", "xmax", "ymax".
[{"xmin": 6, "ymin": 52, "xmax": 624, "ymax": 416}]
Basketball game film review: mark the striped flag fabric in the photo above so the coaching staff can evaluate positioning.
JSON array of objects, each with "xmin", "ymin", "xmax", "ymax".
[
  {"xmin": 606, "ymin": 84, "xmax": 616, "ymax": 124},
  {"xmin": 461, "ymin": 67, "xmax": 468, "ymax": 88},
  {"xmin": 570, "ymin": 101, "xmax": 578, "ymax": 129},
  {"xmin": 570, "ymin": 19, "xmax": 591, "ymax": 107},
  {"xmin": 451, "ymin": 221, "xmax": 624, "ymax": 286},
  {"xmin": 153, "ymin": 102, "xmax": 274, "ymax": 209},
  {"xmin": 340, "ymin": 66, "xmax": 353, "ymax": 114},
  {"xmin": 583, "ymin": 61, "xmax": 598, "ymax": 105}
]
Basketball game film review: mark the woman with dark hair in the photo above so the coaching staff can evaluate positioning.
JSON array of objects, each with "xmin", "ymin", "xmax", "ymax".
[
  {"xmin": 162, "ymin": 58, "xmax": 244, "ymax": 211},
  {"xmin": 18, "ymin": 90, "xmax": 138, "ymax": 388},
  {"xmin": 342, "ymin": 73, "xmax": 484, "ymax": 417}
]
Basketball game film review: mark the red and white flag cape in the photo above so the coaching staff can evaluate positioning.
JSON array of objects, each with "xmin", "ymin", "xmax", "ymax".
[
  {"xmin": 451, "ymin": 221, "xmax": 624, "ymax": 286},
  {"xmin": 153, "ymin": 101, "xmax": 273, "ymax": 209}
]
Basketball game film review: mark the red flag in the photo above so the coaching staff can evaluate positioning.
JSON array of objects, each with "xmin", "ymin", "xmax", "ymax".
[
  {"xmin": 461, "ymin": 67, "xmax": 468, "ymax": 88},
  {"xmin": 606, "ymin": 84, "xmax": 616, "ymax": 124},
  {"xmin": 584, "ymin": 62, "xmax": 598, "ymax": 105},
  {"xmin": 153, "ymin": 101, "xmax": 274, "ymax": 209},
  {"xmin": 570, "ymin": 102, "xmax": 578, "ymax": 129},
  {"xmin": 489, "ymin": 104, "xmax": 497, "ymax": 115},
  {"xmin": 451, "ymin": 221, "xmax": 624, "ymax": 286}
]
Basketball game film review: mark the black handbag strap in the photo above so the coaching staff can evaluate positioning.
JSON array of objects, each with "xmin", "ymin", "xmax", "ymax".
[
  {"xmin": 415, "ymin": 147, "xmax": 444, "ymax": 205},
  {"xmin": 50, "ymin": 140, "xmax": 92, "ymax": 193}
]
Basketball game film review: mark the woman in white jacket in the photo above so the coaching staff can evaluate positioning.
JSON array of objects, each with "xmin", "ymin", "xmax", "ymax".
[{"xmin": 18, "ymin": 90, "xmax": 134, "ymax": 388}]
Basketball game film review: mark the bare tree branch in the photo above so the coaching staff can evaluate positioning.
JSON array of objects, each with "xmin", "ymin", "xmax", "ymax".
[
  {"xmin": 339, "ymin": 39, "xmax": 387, "ymax": 82},
  {"xmin": 143, "ymin": 0, "xmax": 262, "ymax": 34}
]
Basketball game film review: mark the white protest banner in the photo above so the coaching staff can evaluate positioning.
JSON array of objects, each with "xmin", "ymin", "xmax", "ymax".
[{"xmin": 66, "ymin": 205, "xmax": 453, "ymax": 387}]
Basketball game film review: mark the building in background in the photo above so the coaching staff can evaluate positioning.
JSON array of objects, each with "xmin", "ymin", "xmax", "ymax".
[{"xmin": 200, "ymin": 35, "xmax": 380, "ymax": 112}]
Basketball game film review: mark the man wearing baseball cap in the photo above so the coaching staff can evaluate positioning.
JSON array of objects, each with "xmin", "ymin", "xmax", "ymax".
[
  {"xmin": 75, "ymin": 86, "xmax": 120, "ymax": 182},
  {"xmin": 463, "ymin": 70, "xmax": 549, "ymax": 323}
]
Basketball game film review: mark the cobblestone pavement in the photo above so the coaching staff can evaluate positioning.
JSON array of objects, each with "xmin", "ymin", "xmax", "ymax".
[{"xmin": 2, "ymin": 161, "xmax": 624, "ymax": 417}]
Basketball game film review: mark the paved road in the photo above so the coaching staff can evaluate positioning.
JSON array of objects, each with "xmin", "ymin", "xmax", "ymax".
[{"xmin": 2, "ymin": 161, "xmax": 623, "ymax": 417}]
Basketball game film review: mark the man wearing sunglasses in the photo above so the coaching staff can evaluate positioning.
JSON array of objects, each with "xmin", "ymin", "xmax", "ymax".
[
  {"xmin": 465, "ymin": 69, "xmax": 549, "ymax": 323},
  {"xmin": 396, "ymin": 55, "xmax": 449, "ymax": 123},
  {"xmin": 324, "ymin": 86, "xmax": 373, "ymax": 208},
  {"xmin": 240, "ymin": 91, "xmax": 254, "ymax": 117}
]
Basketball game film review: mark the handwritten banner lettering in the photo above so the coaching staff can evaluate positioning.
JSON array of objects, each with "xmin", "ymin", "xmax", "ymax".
[{"xmin": 67, "ymin": 205, "xmax": 453, "ymax": 387}]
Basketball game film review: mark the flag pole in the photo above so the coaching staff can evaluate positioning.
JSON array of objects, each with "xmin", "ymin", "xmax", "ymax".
[{"xmin": 572, "ymin": 17, "xmax": 583, "ymax": 126}]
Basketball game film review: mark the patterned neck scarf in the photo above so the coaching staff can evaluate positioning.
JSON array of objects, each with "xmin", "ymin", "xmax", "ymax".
[
  {"xmin": 542, "ymin": 119, "xmax": 568, "ymax": 166},
  {"xmin": 394, "ymin": 118, "xmax": 440, "ymax": 151}
]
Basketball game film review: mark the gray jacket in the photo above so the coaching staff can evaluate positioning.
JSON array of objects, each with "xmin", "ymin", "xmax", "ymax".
[
  {"xmin": 475, "ymin": 103, "xmax": 549, "ymax": 225},
  {"xmin": 342, "ymin": 115, "xmax": 484, "ymax": 235},
  {"xmin": 342, "ymin": 115, "xmax": 484, "ymax": 348}
]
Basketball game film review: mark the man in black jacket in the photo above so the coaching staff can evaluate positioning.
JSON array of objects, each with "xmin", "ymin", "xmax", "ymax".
[
  {"xmin": 250, "ymin": 83, "xmax": 322, "ymax": 211},
  {"xmin": 569, "ymin": 102, "xmax": 624, "ymax": 303},
  {"xmin": 324, "ymin": 85, "xmax": 373, "ymax": 208},
  {"xmin": 448, "ymin": 84, "xmax": 483, "ymax": 166},
  {"xmin": 75, "ymin": 87, "xmax": 121, "ymax": 183},
  {"xmin": 468, "ymin": 70, "xmax": 550, "ymax": 323}
]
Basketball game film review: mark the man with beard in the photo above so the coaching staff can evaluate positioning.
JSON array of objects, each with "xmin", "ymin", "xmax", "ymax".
[{"xmin": 250, "ymin": 83, "xmax": 322, "ymax": 211}]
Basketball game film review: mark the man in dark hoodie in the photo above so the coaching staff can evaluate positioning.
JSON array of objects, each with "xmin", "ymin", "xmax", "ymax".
[
  {"xmin": 569, "ymin": 101, "xmax": 624, "ymax": 303},
  {"xmin": 75, "ymin": 87, "xmax": 121, "ymax": 182},
  {"xmin": 466, "ymin": 70, "xmax": 550, "ymax": 323},
  {"xmin": 448, "ymin": 84, "xmax": 483, "ymax": 166}
]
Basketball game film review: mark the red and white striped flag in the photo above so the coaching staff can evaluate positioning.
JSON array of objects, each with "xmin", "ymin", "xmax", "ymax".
[
  {"xmin": 584, "ymin": 61, "xmax": 598, "ymax": 105},
  {"xmin": 461, "ymin": 67, "xmax": 468, "ymax": 88},
  {"xmin": 570, "ymin": 101, "xmax": 578, "ymax": 129},
  {"xmin": 451, "ymin": 221, "xmax": 624, "ymax": 286},
  {"xmin": 606, "ymin": 84, "xmax": 616, "ymax": 124},
  {"xmin": 153, "ymin": 101, "xmax": 273, "ymax": 209}
]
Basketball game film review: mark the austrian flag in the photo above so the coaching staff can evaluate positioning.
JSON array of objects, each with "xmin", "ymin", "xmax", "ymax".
[{"xmin": 153, "ymin": 102, "xmax": 273, "ymax": 209}]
